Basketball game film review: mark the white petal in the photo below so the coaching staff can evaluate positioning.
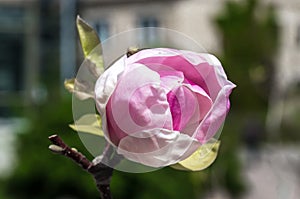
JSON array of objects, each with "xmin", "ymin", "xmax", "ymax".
[
  {"xmin": 117, "ymin": 129, "xmax": 201, "ymax": 167},
  {"xmin": 95, "ymin": 55, "xmax": 126, "ymax": 114}
]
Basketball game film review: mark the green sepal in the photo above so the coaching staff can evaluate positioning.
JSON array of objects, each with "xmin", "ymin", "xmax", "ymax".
[
  {"xmin": 69, "ymin": 114, "xmax": 104, "ymax": 137},
  {"xmin": 76, "ymin": 16, "xmax": 104, "ymax": 74},
  {"xmin": 170, "ymin": 141, "xmax": 220, "ymax": 171},
  {"xmin": 76, "ymin": 15, "xmax": 100, "ymax": 57}
]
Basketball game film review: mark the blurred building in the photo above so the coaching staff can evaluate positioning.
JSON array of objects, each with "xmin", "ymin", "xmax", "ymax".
[
  {"xmin": 1, "ymin": 0, "xmax": 299, "ymax": 116},
  {"xmin": 79, "ymin": 0, "xmax": 222, "ymax": 52},
  {"xmin": 0, "ymin": 0, "xmax": 40, "ymax": 116},
  {"xmin": 0, "ymin": 0, "xmax": 40, "ymax": 177}
]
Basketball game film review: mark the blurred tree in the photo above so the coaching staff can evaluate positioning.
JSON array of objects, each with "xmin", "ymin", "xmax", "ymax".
[
  {"xmin": 111, "ymin": 168, "xmax": 197, "ymax": 199},
  {"xmin": 212, "ymin": 0, "xmax": 279, "ymax": 197},
  {"xmin": 4, "ymin": 97, "xmax": 99, "ymax": 199},
  {"xmin": 215, "ymin": 0, "xmax": 278, "ymax": 112}
]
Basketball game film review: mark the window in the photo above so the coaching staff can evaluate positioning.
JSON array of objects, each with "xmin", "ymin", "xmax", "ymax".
[
  {"xmin": 140, "ymin": 17, "xmax": 159, "ymax": 28},
  {"xmin": 139, "ymin": 17, "xmax": 160, "ymax": 44},
  {"xmin": 94, "ymin": 20, "xmax": 110, "ymax": 42},
  {"xmin": 0, "ymin": 7, "xmax": 25, "ymax": 92},
  {"xmin": 0, "ymin": 33, "xmax": 24, "ymax": 91},
  {"xmin": 0, "ymin": 6, "xmax": 26, "ymax": 117}
]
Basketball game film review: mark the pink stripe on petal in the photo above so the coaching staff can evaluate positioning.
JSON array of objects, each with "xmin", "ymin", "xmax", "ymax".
[
  {"xmin": 106, "ymin": 98, "xmax": 128, "ymax": 145},
  {"xmin": 167, "ymin": 89, "xmax": 182, "ymax": 131},
  {"xmin": 167, "ymin": 85, "xmax": 212, "ymax": 133}
]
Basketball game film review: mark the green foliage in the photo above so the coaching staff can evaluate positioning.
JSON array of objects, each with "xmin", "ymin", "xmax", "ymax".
[
  {"xmin": 69, "ymin": 114, "xmax": 104, "ymax": 137},
  {"xmin": 213, "ymin": 113, "xmax": 247, "ymax": 197},
  {"xmin": 111, "ymin": 168, "xmax": 197, "ymax": 199},
  {"xmin": 77, "ymin": 16, "xmax": 104, "ymax": 74},
  {"xmin": 2, "ymin": 94, "xmax": 203, "ymax": 199},
  {"xmin": 3, "ymin": 96, "xmax": 99, "ymax": 199},
  {"xmin": 171, "ymin": 141, "xmax": 220, "ymax": 171},
  {"xmin": 76, "ymin": 16, "xmax": 100, "ymax": 58}
]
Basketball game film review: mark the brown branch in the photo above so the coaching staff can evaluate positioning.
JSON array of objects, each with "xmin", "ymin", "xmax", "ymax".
[
  {"xmin": 48, "ymin": 135, "xmax": 92, "ymax": 170},
  {"xmin": 48, "ymin": 134, "xmax": 115, "ymax": 199}
]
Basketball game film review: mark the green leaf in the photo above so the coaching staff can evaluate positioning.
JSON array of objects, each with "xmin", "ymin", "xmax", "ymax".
[
  {"xmin": 77, "ymin": 16, "xmax": 104, "ymax": 74},
  {"xmin": 69, "ymin": 114, "xmax": 104, "ymax": 137},
  {"xmin": 171, "ymin": 141, "xmax": 220, "ymax": 171},
  {"xmin": 76, "ymin": 15, "xmax": 100, "ymax": 57}
]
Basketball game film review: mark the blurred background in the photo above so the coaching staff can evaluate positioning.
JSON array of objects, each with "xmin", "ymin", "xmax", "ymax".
[{"xmin": 0, "ymin": 0, "xmax": 300, "ymax": 198}]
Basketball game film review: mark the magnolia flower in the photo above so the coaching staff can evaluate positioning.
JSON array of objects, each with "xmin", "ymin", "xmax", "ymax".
[{"xmin": 94, "ymin": 48, "xmax": 235, "ymax": 168}]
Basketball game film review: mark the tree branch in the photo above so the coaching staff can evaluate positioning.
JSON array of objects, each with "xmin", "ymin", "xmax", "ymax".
[
  {"xmin": 48, "ymin": 134, "xmax": 115, "ymax": 199},
  {"xmin": 48, "ymin": 135, "xmax": 93, "ymax": 170}
]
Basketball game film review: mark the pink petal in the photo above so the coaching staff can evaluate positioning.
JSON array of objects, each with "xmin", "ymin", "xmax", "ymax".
[
  {"xmin": 105, "ymin": 63, "xmax": 173, "ymax": 145},
  {"xmin": 195, "ymin": 84, "xmax": 235, "ymax": 143},
  {"xmin": 138, "ymin": 55, "xmax": 210, "ymax": 94},
  {"xmin": 167, "ymin": 85, "xmax": 213, "ymax": 134}
]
